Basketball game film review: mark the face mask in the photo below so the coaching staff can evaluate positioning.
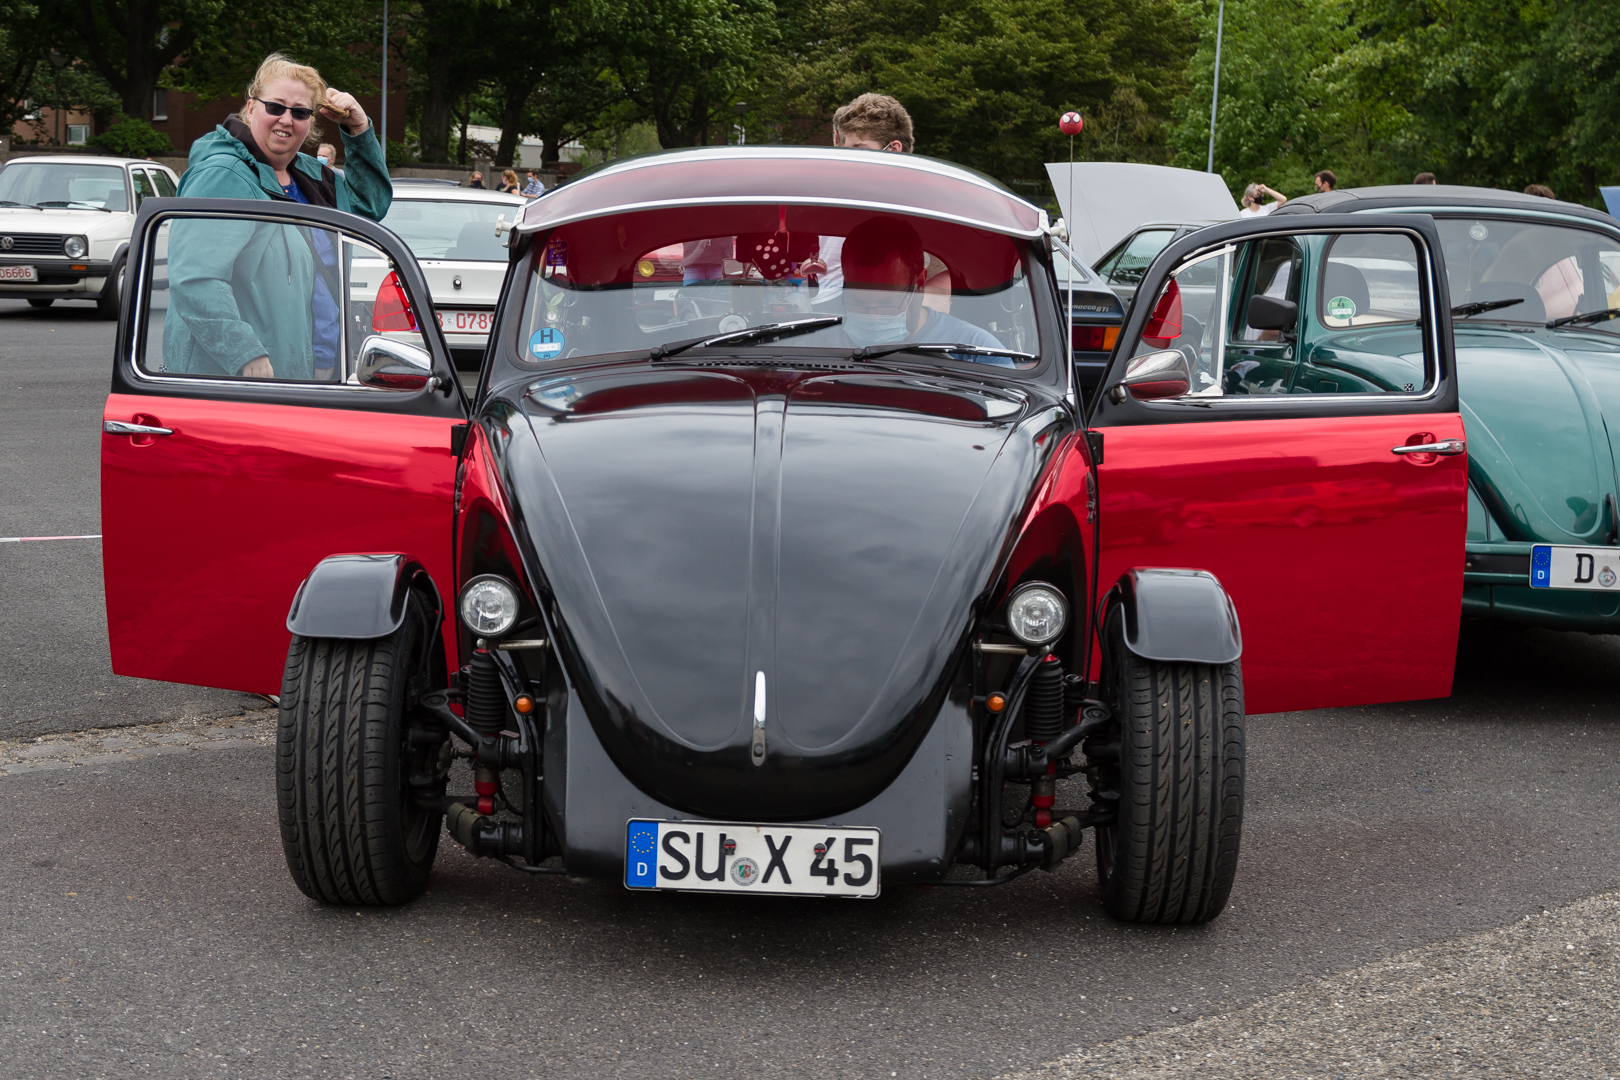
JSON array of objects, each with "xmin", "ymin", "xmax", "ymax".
[{"xmin": 845, "ymin": 311, "xmax": 910, "ymax": 345}]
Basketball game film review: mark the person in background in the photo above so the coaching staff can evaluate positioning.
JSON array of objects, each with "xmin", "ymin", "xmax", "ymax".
[
  {"xmin": 521, "ymin": 169, "xmax": 545, "ymax": 198},
  {"xmin": 1313, "ymin": 169, "xmax": 1336, "ymax": 192},
  {"xmin": 468, "ymin": 171, "xmax": 485, "ymax": 189},
  {"xmin": 315, "ymin": 142, "xmax": 343, "ymax": 177},
  {"xmin": 1238, "ymin": 183, "xmax": 1287, "ymax": 216},
  {"xmin": 836, "ymin": 215, "xmax": 1004, "ymax": 356},
  {"xmin": 168, "ymin": 52, "xmax": 390, "ymax": 382},
  {"xmin": 498, "ymin": 169, "xmax": 520, "ymax": 194},
  {"xmin": 832, "ymin": 92, "xmax": 914, "ymax": 152},
  {"xmin": 1413, "ymin": 172, "xmax": 1437, "ymax": 185},
  {"xmin": 1524, "ymin": 184, "xmax": 1556, "ymax": 199}
]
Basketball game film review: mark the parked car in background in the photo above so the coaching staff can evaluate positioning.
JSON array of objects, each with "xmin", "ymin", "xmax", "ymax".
[
  {"xmin": 1054, "ymin": 250, "xmax": 1126, "ymax": 396},
  {"xmin": 0, "ymin": 154, "xmax": 178, "ymax": 318},
  {"xmin": 1272, "ymin": 185, "xmax": 1620, "ymax": 632},
  {"xmin": 370, "ymin": 182, "xmax": 525, "ymax": 368},
  {"xmin": 1091, "ymin": 220, "xmax": 1221, "ymax": 311}
]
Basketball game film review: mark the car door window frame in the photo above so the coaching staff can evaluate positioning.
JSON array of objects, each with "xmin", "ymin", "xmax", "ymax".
[
  {"xmin": 115, "ymin": 197, "xmax": 466, "ymax": 418},
  {"xmin": 1088, "ymin": 214, "xmax": 1456, "ymax": 426}
]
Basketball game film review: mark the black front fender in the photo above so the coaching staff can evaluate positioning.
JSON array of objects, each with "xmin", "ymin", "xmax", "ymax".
[
  {"xmin": 286, "ymin": 554, "xmax": 443, "ymax": 640},
  {"xmin": 1107, "ymin": 568, "xmax": 1241, "ymax": 665}
]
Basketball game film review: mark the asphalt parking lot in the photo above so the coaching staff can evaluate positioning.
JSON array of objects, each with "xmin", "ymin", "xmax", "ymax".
[{"xmin": 2, "ymin": 299, "xmax": 1617, "ymax": 1078}]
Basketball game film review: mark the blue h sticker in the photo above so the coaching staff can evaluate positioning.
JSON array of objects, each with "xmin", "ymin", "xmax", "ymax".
[
  {"xmin": 1530, "ymin": 545, "xmax": 1551, "ymax": 588},
  {"xmin": 625, "ymin": 821, "xmax": 659, "ymax": 888}
]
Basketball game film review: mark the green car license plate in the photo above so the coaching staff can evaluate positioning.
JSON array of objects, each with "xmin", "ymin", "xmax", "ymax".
[
  {"xmin": 1530, "ymin": 544, "xmax": 1620, "ymax": 590},
  {"xmin": 624, "ymin": 820, "xmax": 880, "ymax": 897}
]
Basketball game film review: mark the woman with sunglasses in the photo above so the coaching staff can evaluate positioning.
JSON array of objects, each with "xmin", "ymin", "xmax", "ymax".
[{"xmin": 166, "ymin": 53, "xmax": 391, "ymax": 382}]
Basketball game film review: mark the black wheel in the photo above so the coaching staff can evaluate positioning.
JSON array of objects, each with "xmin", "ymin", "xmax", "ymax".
[
  {"xmin": 1093, "ymin": 606, "xmax": 1244, "ymax": 924},
  {"xmin": 27, "ymin": 298, "xmax": 54, "ymax": 309},
  {"xmin": 277, "ymin": 592, "xmax": 442, "ymax": 905},
  {"xmin": 95, "ymin": 258, "xmax": 125, "ymax": 320}
]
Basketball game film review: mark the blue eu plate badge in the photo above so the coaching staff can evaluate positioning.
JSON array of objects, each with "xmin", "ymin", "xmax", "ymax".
[
  {"xmin": 625, "ymin": 820, "xmax": 659, "ymax": 888},
  {"xmin": 1531, "ymin": 545, "xmax": 1551, "ymax": 588}
]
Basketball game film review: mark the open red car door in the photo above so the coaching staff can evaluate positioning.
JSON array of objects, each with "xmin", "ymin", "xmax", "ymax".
[
  {"xmin": 102, "ymin": 198, "xmax": 466, "ymax": 695},
  {"xmin": 1087, "ymin": 214, "xmax": 1466, "ymax": 713}
]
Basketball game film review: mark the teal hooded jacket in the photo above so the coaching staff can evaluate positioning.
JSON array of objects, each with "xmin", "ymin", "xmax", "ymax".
[{"xmin": 162, "ymin": 119, "xmax": 392, "ymax": 379}]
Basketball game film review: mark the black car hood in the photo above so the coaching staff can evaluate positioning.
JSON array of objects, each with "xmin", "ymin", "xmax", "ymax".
[{"xmin": 501, "ymin": 363, "xmax": 1061, "ymax": 820}]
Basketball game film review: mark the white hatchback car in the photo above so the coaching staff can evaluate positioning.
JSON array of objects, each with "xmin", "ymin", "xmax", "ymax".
[
  {"xmin": 369, "ymin": 181, "xmax": 525, "ymax": 368},
  {"xmin": 0, "ymin": 154, "xmax": 179, "ymax": 318}
]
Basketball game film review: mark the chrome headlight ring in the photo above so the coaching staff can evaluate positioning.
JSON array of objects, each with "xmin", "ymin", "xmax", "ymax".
[{"xmin": 1005, "ymin": 581, "xmax": 1068, "ymax": 647}]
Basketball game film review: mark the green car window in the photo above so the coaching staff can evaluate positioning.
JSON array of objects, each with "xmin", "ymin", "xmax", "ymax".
[{"xmin": 1439, "ymin": 217, "xmax": 1620, "ymax": 332}]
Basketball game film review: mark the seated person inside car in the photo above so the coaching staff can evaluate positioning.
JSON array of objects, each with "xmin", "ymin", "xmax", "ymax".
[{"xmin": 833, "ymin": 216, "xmax": 1006, "ymax": 355}]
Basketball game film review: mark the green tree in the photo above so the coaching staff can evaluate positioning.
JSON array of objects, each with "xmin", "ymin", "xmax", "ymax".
[
  {"xmin": 480, "ymin": 0, "xmax": 618, "ymax": 167},
  {"xmin": 589, "ymin": 0, "xmax": 780, "ymax": 148},
  {"xmin": 59, "ymin": 0, "xmax": 225, "ymax": 120},
  {"xmin": 0, "ymin": 0, "xmax": 49, "ymax": 137},
  {"xmin": 167, "ymin": 0, "xmax": 384, "ymax": 108}
]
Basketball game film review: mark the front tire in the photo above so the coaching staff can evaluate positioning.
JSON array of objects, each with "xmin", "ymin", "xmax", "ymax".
[
  {"xmin": 95, "ymin": 259, "xmax": 125, "ymax": 320},
  {"xmin": 1093, "ymin": 608, "xmax": 1244, "ymax": 924},
  {"xmin": 277, "ymin": 594, "xmax": 442, "ymax": 905}
]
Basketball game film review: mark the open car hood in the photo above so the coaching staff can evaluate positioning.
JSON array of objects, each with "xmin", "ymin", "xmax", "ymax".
[
  {"xmin": 1043, "ymin": 162, "xmax": 1237, "ymax": 267},
  {"xmin": 503, "ymin": 364, "xmax": 1059, "ymax": 820},
  {"xmin": 1460, "ymin": 326, "xmax": 1620, "ymax": 542}
]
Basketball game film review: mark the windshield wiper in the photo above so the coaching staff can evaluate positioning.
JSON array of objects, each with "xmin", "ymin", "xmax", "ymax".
[
  {"xmin": 650, "ymin": 316, "xmax": 843, "ymax": 360},
  {"xmin": 35, "ymin": 200, "xmax": 111, "ymax": 212},
  {"xmin": 851, "ymin": 341, "xmax": 1038, "ymax": 364},
  {"xmin": 0, "ymin": 200, "xmax": 42, "ymax": 209},
  {"xmin": 1547, "ymin": 307, "xmax": 1620, "ymax": 329},
  {"xmin": 1451, "ymin": 298, "xmax": 1523, "ymax": 318}
]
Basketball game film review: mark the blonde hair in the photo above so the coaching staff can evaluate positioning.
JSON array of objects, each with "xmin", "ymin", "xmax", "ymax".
[
  {"xmin": 502, "ymin": 169, "xmax": 520, "ymax": 189},
  {"xmin": 243, "ymin": 53, "xmax": 329, "ymax": 145}
]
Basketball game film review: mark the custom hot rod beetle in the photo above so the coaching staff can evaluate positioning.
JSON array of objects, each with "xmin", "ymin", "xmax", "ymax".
[{"xmin": 101, "ymin": 148, "xmax": 1469, "ymax": 920}]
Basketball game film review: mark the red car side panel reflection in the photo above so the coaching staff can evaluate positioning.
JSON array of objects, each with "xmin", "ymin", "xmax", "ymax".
[
  {"xmin": 1095, "ymin": 413, "xmax": 1467, "ymax": 714},
  {"xmin": 101, "ymin": 393, "xmax": 459, "ymax": 696}
]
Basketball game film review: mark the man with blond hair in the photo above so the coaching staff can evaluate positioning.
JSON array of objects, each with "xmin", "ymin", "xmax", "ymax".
[{"xmin": 832, "ymin": 93, "xmax": 914, "ymax": 152}]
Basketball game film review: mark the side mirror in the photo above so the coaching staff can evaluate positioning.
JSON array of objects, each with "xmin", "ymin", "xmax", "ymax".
[
  {"xmin": 1247, "ymin": 295, "xmax": 1298, "ymax": 332},
  {"xmin": 1110, "ymin": 349, "xmax": 1191, "ymax": 402},
  {"xmin": 356, "ymin": 335, "xmax": 439, "ymax": 391}
]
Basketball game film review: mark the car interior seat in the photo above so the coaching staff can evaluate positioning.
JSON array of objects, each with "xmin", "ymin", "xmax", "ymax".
[{"xmin": 1321, "ymin": 261, "xmax": 1371, "ymax": 317}]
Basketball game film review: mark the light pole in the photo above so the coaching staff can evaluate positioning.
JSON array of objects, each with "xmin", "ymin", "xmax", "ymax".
[
  {"xmin": 380, "ymin": 0, "xmax": 389, "ymax": 160},
  {"xmin": 1206, "ymin": 0, "xmax": 1225, "ymax": 173},
  {"xmin": 734, "ymin": 101, "xmax": 749, "ymax": 146},
  {"xmin": 48, "ymin": 51, "xmax": 67, "ymax": 146}
]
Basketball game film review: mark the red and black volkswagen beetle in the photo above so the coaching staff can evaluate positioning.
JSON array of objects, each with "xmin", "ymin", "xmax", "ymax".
[{"xmin": 102, "ymin": 147, "xmax": 1468, "ymax": 921}]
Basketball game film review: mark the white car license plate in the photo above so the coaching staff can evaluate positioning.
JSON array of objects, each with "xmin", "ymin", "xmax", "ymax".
[
  {"xmin": 625, "ymin": 819, "xmax": 880, "ymax": 898},
  {"xmin": 0, "ymin": 265, "xmax": 39, "ymax": 282},
  {"xmin": 1530, "ymin": 544, "xmax": 1620, "ymax": 590},
  {"xmin": 436, "ymin": 309, "xmax": 494, "ymax": 333}
]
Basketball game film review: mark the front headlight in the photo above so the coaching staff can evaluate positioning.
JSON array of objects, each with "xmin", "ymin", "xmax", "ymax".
[
  {"xmin": 458, "ymin": 575, "xmax": 520, "ymax": 637},
  {"xmin": 1006, "ymin": 582, "xmax": 1068, "ymax": 646},
  {"xmin": 63, "ymin": 235, "xmax": 87, "ymax": 259}
]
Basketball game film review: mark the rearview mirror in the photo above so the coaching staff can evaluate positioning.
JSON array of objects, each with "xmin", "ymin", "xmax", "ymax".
[
  {"xmin": 1246, "ymin": 295, "xmax": 1297, "ymax": 332},
  {"xmin": 1110, "ymin": 349, "xmax": 1191, "ymax": 402},
  {"xmin": 356, "ymin": 335, "xmax": 439, "ymax": 391}
]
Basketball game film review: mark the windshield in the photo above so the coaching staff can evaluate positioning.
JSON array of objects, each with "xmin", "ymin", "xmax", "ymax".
[
  {"xmin": 1439, "ymin": 216, "xmax": 1620, "ymax": 331},
  {"xmin": 0, "ymin": 162, "xmax": 128, "ymax": 211},
  {"xmin": 515, "ymin": 206, "xmax": 1043, "ymax": 369},
  {"xmin": 381, "ymin": 198, "xmax": 517, "ymax": 261}
]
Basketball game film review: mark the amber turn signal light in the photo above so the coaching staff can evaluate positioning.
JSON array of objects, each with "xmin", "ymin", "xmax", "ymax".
[
  {"xmin": 514, "ymin": 695, "xmax": 535, "ymax": 714},
  {"xmin": 986, "ymin": 693, "xmax": 1006, "ymax": 713}
]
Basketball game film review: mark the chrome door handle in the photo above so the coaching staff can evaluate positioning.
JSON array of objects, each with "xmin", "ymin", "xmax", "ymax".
[
  {"xmin": 1392, "ymin": 439, "xmax": 1464, "ymax": 456},
  {"xmin": 104, "ymin": 420, "xmax": 174, "ymax": 437}
]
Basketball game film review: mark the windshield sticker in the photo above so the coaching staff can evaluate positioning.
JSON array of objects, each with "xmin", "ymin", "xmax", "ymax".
[
  {"xmin": 1469, "ymin": 223, "xmax": 1489, "ymax": 241},
  {"xmin": 529, "ymin": 327, "xmax": 566, "ymax": 360},
  {"xmin": 1327, "ymin": 295, "xmax": 1358, "ymax": 321}
]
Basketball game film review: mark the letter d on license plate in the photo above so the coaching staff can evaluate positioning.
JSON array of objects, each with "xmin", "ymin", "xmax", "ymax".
[{"xmin": 625, "ymin": 820, "xmax": 880, "ymax": 898}]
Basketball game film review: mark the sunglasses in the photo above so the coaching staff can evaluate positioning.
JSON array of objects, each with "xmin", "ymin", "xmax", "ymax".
[{"xmin": 253, "ymin": 97, "xmax": 318, "ymax": 122}]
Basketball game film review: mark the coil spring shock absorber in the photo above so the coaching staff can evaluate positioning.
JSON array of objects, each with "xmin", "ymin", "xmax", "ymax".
[
  {"xmin": 465, "ymin": 648, "xmax": 506, "ymax": 815},
  {"xmin": 1025, "ymin": 655, "xmax": 1065, "ymax": 827}
]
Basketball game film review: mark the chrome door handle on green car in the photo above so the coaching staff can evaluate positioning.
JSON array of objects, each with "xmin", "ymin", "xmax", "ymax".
[{"xmin": 1392, "ymin": 439, "xmax": 1464, "ymax": 456}]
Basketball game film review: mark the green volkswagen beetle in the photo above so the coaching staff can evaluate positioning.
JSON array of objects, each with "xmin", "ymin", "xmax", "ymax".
[{"xmin": 1272, "ymin": 187, "xmax": 1620, "ymax": 630}]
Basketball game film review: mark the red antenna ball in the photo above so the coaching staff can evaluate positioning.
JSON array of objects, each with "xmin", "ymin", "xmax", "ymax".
[{"xmin": 1059, "ymin": 111, "xmax": 1084, "ymax": 136}]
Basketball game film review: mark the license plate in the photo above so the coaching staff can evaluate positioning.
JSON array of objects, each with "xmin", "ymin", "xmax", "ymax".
[
  {"xmin": 1530, "ymin": 544, "xmax": 1620, "ymax": 590},
  {"xmin": 625, "ymin": 819, "xmax": 881, "ymax": 898},
  {"xmin": 0, "ymin": 265, "xmax": 38, "ymax": 282},
  {"xmin": 435, "ymin": 309, "xmax": 494, "ymax": 333}
]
